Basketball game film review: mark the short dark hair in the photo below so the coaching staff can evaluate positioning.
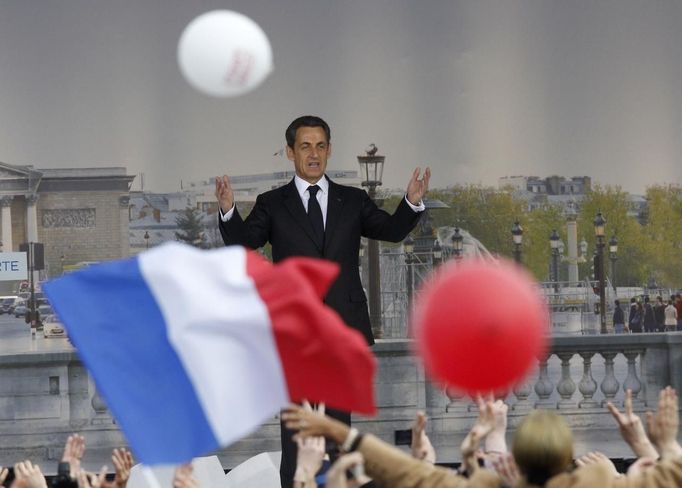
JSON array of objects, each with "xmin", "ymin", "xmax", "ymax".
[
  {"xmin": 285, "ymin": 116, "xmax": 331, "ymax": 148},
  {"xmin": 615, "ymin": 300, "xmax": 620, "ymax": 306}
]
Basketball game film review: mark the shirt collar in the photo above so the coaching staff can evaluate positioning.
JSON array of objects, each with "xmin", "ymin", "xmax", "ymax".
[{"xmin": 294, "ymin": 174, "xmax": 329, "ymax": 197}]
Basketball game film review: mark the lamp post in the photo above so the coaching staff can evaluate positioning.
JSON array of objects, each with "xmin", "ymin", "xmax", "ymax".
[
  {"xmin": 432, "ymin": 240, "xmax": 442, "ymax": 268},
  {"xmin": 357, "ymin": 145, "xmax": 385, "ymax": 339},
  {"xmin": 609, "ymin": 234, "xmax": 618, "ymax": 291},
  {"xmin": 594, "ymin": 212, "xmax": 607, "ymax": 334},
  {"xmin": 550, "ymin": 229, "xmax": 560, "ymax": 293},
  {"xmin": 404, "ymin": 236, "xmax": 414, "ymax": 308},
  {"xmin": 452, "ymin": 227, "xmax": 463, "ymax": 259},
  {"xmin": 144, "ymin": 231, "xmax": 150, "ymax": 249},
  {"xmin": 511, "ymin": 221, "xmax": 523, "ymax": 264}
]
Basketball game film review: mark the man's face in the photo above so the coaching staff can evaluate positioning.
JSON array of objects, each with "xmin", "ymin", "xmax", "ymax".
[{"xmin": 287, "ymin": 126, "xmax": 331, "ymax": 184}]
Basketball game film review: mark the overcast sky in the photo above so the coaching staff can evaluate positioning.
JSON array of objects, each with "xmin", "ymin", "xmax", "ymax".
[{"xmin": 1, "ymin": 0, "xmax": 681, "ymax": 193}]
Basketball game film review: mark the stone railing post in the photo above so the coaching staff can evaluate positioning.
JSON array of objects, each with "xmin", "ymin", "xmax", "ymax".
[
  {"xmin": 578, "ymin": 351, "xmax": 599, "ymax": 409},
  {"xmin": 557, "ymin": 352, "xmax": 576, "ymax": 409},
  {"xmin": 623, "ymin": 349, "xmax": 645, "ymax": 407},
  {"xmin": 600, "ymin": 352, "xmax": 620, "ymax": 407},
  {"xmin": 534, "ymin": 354, "xmax": 555, "ymax": 408}
]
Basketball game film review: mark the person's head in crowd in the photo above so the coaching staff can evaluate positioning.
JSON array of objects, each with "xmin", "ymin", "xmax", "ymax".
[
  {"xmin": 644, "ymin": 296, "xmax": 650, "ymax": 304},
  {"xmin": 630, "ymin": 297, "xmax": 636, "ymax": 304},
  {"xmin": 512, "ymin": 410, "xmax": 573, "ymax": 487},
  {"xmin": 615, "ymin": 299, "xmax": 620, "ymax": 307}
]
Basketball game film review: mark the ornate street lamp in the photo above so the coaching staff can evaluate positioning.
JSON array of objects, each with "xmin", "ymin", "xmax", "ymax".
[
  {"xmin": 550, "ymin": 230, "xmax": 561, "ymax": 293},
  {"xmin": 609, "ymin": 234, "xmax": 618, "ymax": 290},
  {"xmin": 357, "ymin": 145, "xmax": 385, "ymax": 339},
  {"xmin": 144, "ymin": 231, "xmax": 150, "ymax": 249},
  {"xmin": 404, "ymin": 236, "xmax": 415, "ymax": 308},
  {"xmin": 593, "ymin": 212, "xmax": 607, "ymax": 334},
  {"xmin": 452, "ymin": 227, "xmax": 463, "ymax": 259},
  {"xmin": 511, "ymin": 221, "xmax": 523, "ymax": 263}
]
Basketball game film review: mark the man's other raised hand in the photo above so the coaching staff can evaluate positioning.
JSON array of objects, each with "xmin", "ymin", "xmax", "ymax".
[
  {"xmin": 214, "ymin": 175, "xmax": 234, "ymax": 213},
  {"xmin": 406, "ymin": 167, "xmax": 431, "ymax": 206}
]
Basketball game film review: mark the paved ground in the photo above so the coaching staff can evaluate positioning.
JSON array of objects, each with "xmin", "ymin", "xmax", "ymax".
[{"xmin": 0, "ymin": 313, "xmax": 73, "ymax": 354}]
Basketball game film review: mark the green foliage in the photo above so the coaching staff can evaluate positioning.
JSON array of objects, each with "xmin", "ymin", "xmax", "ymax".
[
  {"xmin": 641, "ymin": 185, "xmax": 682, "ymax": 287},
  {"xmin": 363, "ymin": 183, "xmax": 681, "ymax": 288},
  {"xmin": 175, "ymin": 207, "xmax": 206, "ymax": 248}
]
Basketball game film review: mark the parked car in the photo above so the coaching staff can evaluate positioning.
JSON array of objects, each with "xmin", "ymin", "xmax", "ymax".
[
  {"xmin": 38, "ymin": 304, "xmax": 54, "ymax": 317},
  {"xmin": 0, "ymin": 296, "xmax": 18, "ymax": 314},
  {"xmin": 42, "ymin": 315, "xmax": 66, "ymax": 338},
  {"xmin": 14, "ymin": 304, "xmax": 27, "ymax": 318}
]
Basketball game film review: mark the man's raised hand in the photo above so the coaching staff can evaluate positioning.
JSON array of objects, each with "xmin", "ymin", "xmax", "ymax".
[
  {"xmin": 406, "ymin": 167, "xmax": 431, "ymax": 206},
  {"xmin": 214, "ymin": 175, "xmax": 234, "ymax": 213}
]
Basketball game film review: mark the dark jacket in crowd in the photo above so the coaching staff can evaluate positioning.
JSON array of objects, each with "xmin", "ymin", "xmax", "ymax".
[{"xmin": 643, "ymin": 303, "xmax": 656, "ymax": 331}]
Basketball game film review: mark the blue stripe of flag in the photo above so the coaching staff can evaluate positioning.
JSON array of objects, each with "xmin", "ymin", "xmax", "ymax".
[{"xmin": 43, "ymin": 257, "xmax": 219, "ymax": 464}]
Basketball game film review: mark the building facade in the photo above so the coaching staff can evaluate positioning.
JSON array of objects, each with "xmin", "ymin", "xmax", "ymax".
[{"xmin": 0, "ymin": 163, "xmax": 135, "ymax": 279}]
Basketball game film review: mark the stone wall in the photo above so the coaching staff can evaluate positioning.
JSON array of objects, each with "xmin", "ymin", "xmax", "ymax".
[
  {"xmin": 38, "ymin": 192, "xmax": 131, "ymax": 276},
  {"xmin": 2, "ymin": 335, "xmax": 682, "ymax": 472}
]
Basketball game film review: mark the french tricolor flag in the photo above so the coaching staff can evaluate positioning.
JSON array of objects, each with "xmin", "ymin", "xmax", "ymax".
[{"xmin": 43, "ymin": 243, "xmax": 375, "ymax": 465}]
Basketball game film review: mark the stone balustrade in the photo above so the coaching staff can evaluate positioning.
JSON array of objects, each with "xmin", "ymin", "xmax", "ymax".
[{"xmin": 2, "ymin": 334, "xmax": 681, "ymax": 469}]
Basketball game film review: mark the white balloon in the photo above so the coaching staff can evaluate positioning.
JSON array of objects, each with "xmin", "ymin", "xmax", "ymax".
[{"xmin": 177, "ymin": 10, "xmax": 273, "ymax": 97}]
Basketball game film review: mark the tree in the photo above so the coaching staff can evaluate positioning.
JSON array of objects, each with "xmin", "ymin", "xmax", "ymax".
[
  {"xmin": 578, "ymin": 185, "xmax": 647, "ymax": 287},
  {"xmin": 641, "ymin": 185, "xmax": 682, "ymax": 288},
  {"xmin": 175, "ymin": 207, "xmax": 206, "ymax": 248}
]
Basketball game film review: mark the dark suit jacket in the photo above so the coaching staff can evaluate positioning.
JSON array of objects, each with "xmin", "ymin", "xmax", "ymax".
[{"xmin": 219, "ymin": 177, "xmax": 422, "ymax": 344}]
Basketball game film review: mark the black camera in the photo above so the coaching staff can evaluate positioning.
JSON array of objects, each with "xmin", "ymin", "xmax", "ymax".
[{"xmin": 51, "ymin": 462, "xmax": 77, "ymax": 488}]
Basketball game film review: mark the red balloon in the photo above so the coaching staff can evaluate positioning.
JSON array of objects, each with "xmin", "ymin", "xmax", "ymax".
[{"xmin": 413, "ymin": 259, "xmax": 549, "ymax": 394}]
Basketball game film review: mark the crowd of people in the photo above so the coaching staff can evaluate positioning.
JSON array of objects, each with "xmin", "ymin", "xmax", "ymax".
[
  {"xmin": 1, "ymin": 386, "xmax": 680, "ymax": 487},
  {"xmin": 613, "ymin": 294, "xmax": 681, "ymax": 333},
  {"xmin": 283, "ymin": 386, "xmax": 682, "ymax": 487},
  {"xmin": 0, "ymin": 435, "xmax": 197, "ymax": 488}
]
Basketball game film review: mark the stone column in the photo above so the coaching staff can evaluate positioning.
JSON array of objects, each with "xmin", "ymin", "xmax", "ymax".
[
  {"xmin": 26, "ymin": 194, "xmax": 39, "ymax": 242},
  {"xmin": 1, "ymin": 196, "xmax": 13, "ymax": 251},
  {"xmin": 26, "ymin": 194, "xmax": 40, "ymax": 283}
]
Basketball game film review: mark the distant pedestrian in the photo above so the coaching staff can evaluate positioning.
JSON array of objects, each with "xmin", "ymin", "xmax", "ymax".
[
  {"xmin": 675, "ymin": 294, "xmax": 682, "ymax": 331},
  {"xmin": 664, "ymin": 299, "xmax": 678, "ymax": 332},
  {"xmin": 629, "ymin": 298, "xmax": 642, "ymax": 333},
  {"xmin": 613, "ymin": 299, "xmax": 626, "ymax": 334},
  {"xmin": 654, "ymin": 295, "xmax": 665, "ymax": 332},
  {"xmin": 643, "ymin": 297, "xmax": 656, "ymax": 333}
]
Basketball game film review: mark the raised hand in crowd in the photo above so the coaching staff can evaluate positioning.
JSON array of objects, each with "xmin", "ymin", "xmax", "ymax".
[
  {"xmin": 484, "ymin": 397, "xmax": 509, "ymax": 462},
  {"xmin": 626, "ymin": 456, "xmax": 657, "ymax": 477},
  {"xmin": 646, "ymin": 386, "xmax": 682, "ymax": 460},
  {"xmin": 61, "ymin": 434, "xmax": 86, "ymax": 479},
  {"xmin": 293, "ymin": 401, "xmax": 326, "ymax": 488},
  {"xmin": 575, "ymin": 451, "xmax": 620, "ymax": 478},
  {"xmin": 325, "ymin": 452, "xmax": 370, "ymax": 488},
  {"xmin": 77, "ymin": 466, "xmax": 107, "ymax": 488},
  {"xmin": 410, "ymin": 411, "xmax": 436, "ymax": 464},
  {"xmin": 607, "ymin": 389, "xmax": 659, "ymax": 459},
  {"xmin": 13, "ymin": 461, "xmax": 48, "ymax": 488},
  {"xmin": 172, "ymin": 464, "xmax": 199, "ymax": 488},
  {"xmin": 491, "ymin": 453, "xmax": 520, "ymax": 486},
  {"xmin": 101, "ymin": 449, "xmax": 133, "ymax": 488},
  {"xmin": 460, "ymin": 397, "xmax": 496, "ymax": 476}
]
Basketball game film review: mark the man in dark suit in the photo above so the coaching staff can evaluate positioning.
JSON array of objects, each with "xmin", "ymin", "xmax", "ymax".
[{"xmin": 215, "ymin": 115, "xmax": 429, "ymax": 488}]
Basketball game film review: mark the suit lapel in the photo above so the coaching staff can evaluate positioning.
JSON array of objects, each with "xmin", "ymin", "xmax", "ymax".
[
  {"xmin": 282, "ymin": 179, "xmax": 323, "ymax": 252},
  {"xmin": 324, "ymin": 178, "xmax": 345, "ymax": 253}
]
